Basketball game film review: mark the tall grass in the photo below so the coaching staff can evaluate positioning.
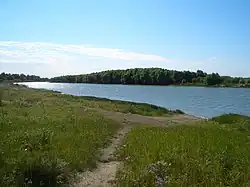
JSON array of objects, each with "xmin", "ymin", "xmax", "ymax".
[
  {"xmin": 117, "ymin": 120, "xmax": 250, "ymax": 186},
  {"xmin": 0, "ymin": 88, "xmax": 3, "ymax": 106},
  {"xmin": 0, "ymin": 85, "xmax": 120, "ymax": 186}
]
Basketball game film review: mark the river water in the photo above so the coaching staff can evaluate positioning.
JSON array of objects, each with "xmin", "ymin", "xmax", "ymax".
[{"xmin": 19, "ymin": 82, "xmax": 250, "ymax": 118}]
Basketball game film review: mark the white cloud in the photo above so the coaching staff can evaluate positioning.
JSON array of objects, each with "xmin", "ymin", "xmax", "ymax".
[
  {"xmin": 0, "ymin": 41, "xmax": 169, "ymax": 77},
  {"xmin": 0, "ymin": 41, "xmax": 231, "ymax": 77},
  {"xmin": 0, "ymin": 41, "xmax": 167, "ymax": 63}
]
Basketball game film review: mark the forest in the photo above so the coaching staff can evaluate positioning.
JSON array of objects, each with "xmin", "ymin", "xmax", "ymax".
[
  {"xmin": 0, "ymin": 72, "xmax": 48, "ymax": 82},
  {"xmin": 50, "ymin": 68, "xmax": 250, "ymax": 87},
  {"xmin": 1, "ymin": 68, "xmax": 249, "ymax": 87}
]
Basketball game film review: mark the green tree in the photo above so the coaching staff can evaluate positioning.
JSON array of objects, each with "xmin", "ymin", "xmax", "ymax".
[{"xmin": 205, "ymin": 73, "xmax": 222, "ymax": 86}]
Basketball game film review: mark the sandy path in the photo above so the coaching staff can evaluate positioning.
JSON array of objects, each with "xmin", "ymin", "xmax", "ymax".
[
  {"xmin": 72, "ymin": 109, "xmax": 202, "ymax": 187},
  {"xmin": 73, "ymin": 125, "xmax": 132, "ymax": 187}
]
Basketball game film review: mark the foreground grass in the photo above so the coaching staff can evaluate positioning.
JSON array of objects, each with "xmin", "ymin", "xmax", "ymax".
[
  {"xmin": 0, "ymin": 85, "xmax": 121, "ymax": 186},
  {"xmin": 117, "ymin": 117, "xmax": 250, "ymax": 186}
]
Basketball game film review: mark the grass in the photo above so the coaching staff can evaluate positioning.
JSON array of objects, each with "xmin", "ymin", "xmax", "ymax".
[
  {"xmin": 212, "ymin": 114, "xmax": 250, "ymax": 132},
  {"xmin": 0, "ymin": 85, "xmax": 121, "ymax": 186},
  {"xmin": 0, "ymin": 84, "xmax": 182, "ymax": 186},
  {"xmin": 3, "ymin": 84, "xmax": 249, "ymax": 186},
  {"xmin": 117, "ymin": 117, "xmax": 250, "ymax": 186},
  {"xmin": 76, "ymin": 96, "xmax": 184, "ymax": 116}
]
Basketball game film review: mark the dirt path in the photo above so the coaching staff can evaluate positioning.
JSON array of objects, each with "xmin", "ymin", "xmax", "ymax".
[
  {"xmin": 73, "ymin": 109, "xmax": 202, "ymax": 187},
  {"xmin": 95, "ymin": 108, "xmax": 201, "ymax": 126},
  {"xmin": 73, "ymin": 125, "xmax": 132, "ymax": 187}
]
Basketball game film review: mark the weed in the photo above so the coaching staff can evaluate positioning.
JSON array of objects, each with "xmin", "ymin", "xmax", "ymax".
[{"xmin": 117, "ymin": 122, "xmax": 250, "ymax": 186}]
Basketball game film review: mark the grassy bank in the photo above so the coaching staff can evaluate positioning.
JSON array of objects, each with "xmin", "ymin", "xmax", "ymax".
[
  {"xmin": 0, "ymin": 84, "xmax": 183, "ymax": 186},
  {"xmin": 117, "ymin": 115, "xmax": 250, "ymax": 186},
  {"xmin": 74, "ymin": 95, "xmax": 184, "ymax": 116},
  {"xmin": 12, "ymin": 84, "xmax": 183, "ymax": 117},
  {"xmin": 0, "ymin": 85, "xmax": 122, "ymax": 186},
  {"xmin": 2, "ymin": 84, "xmax": 249, "ymax": 186}
]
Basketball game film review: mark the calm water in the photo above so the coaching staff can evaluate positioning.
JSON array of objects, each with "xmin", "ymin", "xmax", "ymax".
[{"xmin": 19, "ymin": 82, "xmax": 250, "ymax": 118}]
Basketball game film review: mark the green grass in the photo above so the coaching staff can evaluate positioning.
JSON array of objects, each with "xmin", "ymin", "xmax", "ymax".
[
  {"xmin": 0, "ymin": 85, "xmax": 121, "ymax": 186},
  {"xmin": 212, "ymin": 113, "xmax": 250, "ymax": 124},
  {"xmin": 212, "ymin": 114, "xmax": 250, "ymax": 132},
  {"xmin": 3, "ymin": 84, "xmax": 249, "ymax": 186},
  {"xmin": 117, "ymin": 119, "xmax": 250, "ymax": 186},
  {"xmin": 0, "ymin": 84, "xmax": 182, "ymax": 186},
  {"xmin": 75, "ymin": 95, "xmax": 184, "ymax": 116}
]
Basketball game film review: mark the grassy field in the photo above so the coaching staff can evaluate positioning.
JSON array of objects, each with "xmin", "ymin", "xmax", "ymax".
[
  {"xmin": 0, "ymin": 85, "xmax": 122, "ymax": 186},
  {"xmin": 2, "ymin": 84, "xmax": 250, "ymax": 186},
  {"xmin": 117, "ymin": 116, "xmax": 250, "ymax": 186},
  {"xmin": 0, "ymin": 84, "xmax": 182, "ymax": 187}
]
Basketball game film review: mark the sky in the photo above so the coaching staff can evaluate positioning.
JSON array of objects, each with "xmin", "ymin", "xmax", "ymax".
[{"xmin": 0, "ymin": 0, "xmax": 250, "ymax": 77}]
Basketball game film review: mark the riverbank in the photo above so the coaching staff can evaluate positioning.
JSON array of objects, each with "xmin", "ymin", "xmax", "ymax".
[
  {"xmin": 1, "ymin": 84, "xmax": 250, "ymax": 186},
  {"xmin": 18, "ymin": 82, "xmax": 250, "ymax": 118},
  {"xmin": 176, "ymin": 83, "xmax": 250, "ymax": 88},
  {"xmin": 0, "ymin": 84, "xmax": 190, "ymax": 186}
]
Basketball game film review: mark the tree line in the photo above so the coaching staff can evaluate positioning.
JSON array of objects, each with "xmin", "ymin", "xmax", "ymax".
[
  {"xmin": 50, "ymin": 68, "xmax": 250, "ymax": 87},
  {"xmin": 0, "ymin": 72, "xmax": 48, "ymax": 83}
]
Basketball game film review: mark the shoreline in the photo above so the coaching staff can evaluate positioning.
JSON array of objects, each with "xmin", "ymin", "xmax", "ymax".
[
  {"xmin": 2, "ymin": 83, "xmax": 250, "ymax": 186},
  {"xmin": 15, "ymin": 83, "xmax": 250, "ymax": 119},
  {"xmin": 15, "ymin": 83, "xmax": 208, "ymax": 119}
]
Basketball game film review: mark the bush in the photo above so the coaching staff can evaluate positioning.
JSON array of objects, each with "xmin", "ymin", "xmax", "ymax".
[{"xmin": 212, "ymin": 113, "xmax": 250, "ymax": 124}]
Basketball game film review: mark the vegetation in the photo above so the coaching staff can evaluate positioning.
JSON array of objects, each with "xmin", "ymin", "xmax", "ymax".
[
  {"xmin": 0, "ymin": 84, "xmax": 183, "ymax": 186},
  {"xmin": 117, "ymin": 114, "xmax": 250, "ymax": 186},
  {"xmin": 1, "ymin": 84, "xmax": 250, "ymax": 186},
  {"xmin": 50, "ymin": 68, "xmax": 250, "ymax": 87},
  {"xmin": 2, "ymin": 69, "xmax": 250, "ymax": 87},
  {"xmin": 0, "ymin": 72, "xmax": 48, "ymax": 83},
  {"xmin": 74, "ymin": 95, "xmax": 184, "ymax": 116},
  {"xmin": 0, "ymin": 85, "xmax": 121, "ymax": 186}
]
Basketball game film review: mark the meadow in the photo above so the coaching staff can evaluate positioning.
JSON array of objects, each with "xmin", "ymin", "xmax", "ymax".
[
  {"xmin": 1, "ymin": 84, "xmax": 250, "ymax": 186},
  {"xmin": 117, "ymin": 115, "xmax": 250, "ymax": 186},
  {"xmin": 0, "ymin": 85, "xmax": 121, "ymax": 186},
  {"xmin": 0, "ymin": 84, "xmax": 180, "ymax": 187}
]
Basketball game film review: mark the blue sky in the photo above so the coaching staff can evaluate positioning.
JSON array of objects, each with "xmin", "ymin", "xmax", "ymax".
[{"xmin": 0, "ymin": 0, "xmax": 249, "ymax": 77}]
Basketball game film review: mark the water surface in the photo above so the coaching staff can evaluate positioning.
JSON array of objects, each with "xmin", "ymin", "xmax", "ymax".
[{"xmin": 20, "ymin": 82, "xmax": 250, "ymax": 118}]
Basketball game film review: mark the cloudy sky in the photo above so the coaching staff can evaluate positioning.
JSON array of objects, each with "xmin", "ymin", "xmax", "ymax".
[{"xmin": 0, "ymin": 0, "xmax": 250, "ymax": 77}]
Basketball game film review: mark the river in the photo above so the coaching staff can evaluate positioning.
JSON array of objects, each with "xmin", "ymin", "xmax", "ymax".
[{"xmin": 19, "ymin": 82, "xmax": 250, "ymax": 118}]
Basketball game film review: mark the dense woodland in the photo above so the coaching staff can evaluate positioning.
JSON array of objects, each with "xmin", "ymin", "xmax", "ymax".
[
  {"xmin": 0, "ymin": 72, "xmax": 48, "ymax": 82},
  {"xmin": 1, "ymin": 69, "xmax": 249, "ymax": 87},
  {"xmin": 50, "ymin": 68, "xmax": 250, "ymax": 87}
]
